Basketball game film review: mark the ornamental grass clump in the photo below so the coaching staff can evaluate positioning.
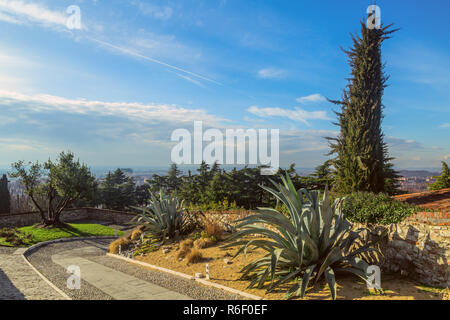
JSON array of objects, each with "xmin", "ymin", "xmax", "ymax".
[
  {"xmin": 223, "ymin": 174, "xmax": 382, "ymax": 300},
  {"xmin": 109, "ymin": 237, "xmax": 131, "ymax": 254},
  {"xmin": 186, "ymin": 248, "xmax": 203, "ymax": 264}
]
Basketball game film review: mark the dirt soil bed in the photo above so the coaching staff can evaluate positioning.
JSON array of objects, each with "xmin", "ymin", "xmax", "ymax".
[{"xmin": 134, "ymin": 237, "xmax": 446, "ymax": 300}]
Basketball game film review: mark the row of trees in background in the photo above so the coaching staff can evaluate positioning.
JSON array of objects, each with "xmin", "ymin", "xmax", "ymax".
[{"xmin": 90, "ymin": 161, "xmax": 333, "ymax": 211}]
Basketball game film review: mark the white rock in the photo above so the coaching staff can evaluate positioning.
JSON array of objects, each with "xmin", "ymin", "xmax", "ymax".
[
  {"xmin": 224, "ymin": 259, "xmax": 232, "ymax": 265},
  {"xmin": 195, "ymin": 273, "xmax": 205, "ymax": 279}
]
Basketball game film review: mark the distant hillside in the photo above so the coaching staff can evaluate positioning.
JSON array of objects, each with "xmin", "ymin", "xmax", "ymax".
[{"xmin": 398, "ymin": 170, "xmax": 439, "ymax": 178}]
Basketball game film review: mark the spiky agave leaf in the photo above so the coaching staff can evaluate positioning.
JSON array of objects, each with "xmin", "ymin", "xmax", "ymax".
[
  {"xmin": 131, "ymin": 190, "xmax": 186, "ymax": 240},
  {"xmin": 223, "ymin": 173, "xmax": 383, "ymax": 300}
]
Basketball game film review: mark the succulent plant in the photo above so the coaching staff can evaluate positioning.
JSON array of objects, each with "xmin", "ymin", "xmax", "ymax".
[
  {"xmin": 223, "ymin": 174, "xmax": 382, "ymax": 300},
  {"xmin": 132, "ymin": 190, "xmax": 187, "ymax": 241}
]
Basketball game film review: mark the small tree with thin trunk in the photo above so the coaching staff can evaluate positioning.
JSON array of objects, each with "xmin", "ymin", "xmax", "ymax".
[{"xmin": 9, "ymin": 151, "xmax": 97, "ymax": 227}]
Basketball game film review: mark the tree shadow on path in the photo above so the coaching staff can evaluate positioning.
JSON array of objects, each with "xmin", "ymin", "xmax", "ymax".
[{"xmin": 0, "ymin": 268, "xmax": 25, "ymax": 300}]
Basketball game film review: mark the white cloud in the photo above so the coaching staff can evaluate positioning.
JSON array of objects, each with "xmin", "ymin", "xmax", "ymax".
[
  {"xmin": 440, "ymin": 123, "xmax": 450, "ymax": 128},
  {"xmin": 280, "ymin": 129, "xmax": 338, "ymax": 154},
  {"xmin": 0, "ymin": 137, "xmax": 51, "ymax": 152},
  {"xmin": 0, "ymin": 0, "xmax": 67, "ymax": 26},
  {"xmin": 296, "ymin": 94, "xmax": 326, "ymax": 104},
  {"xmin": 257, "ymin": 68, "xmax": 285, "ymax": 79},
  {"xmin": 0, "ymin": 10, "xmax": 20, "ymax": 23},
  {"xmin": 247, "ymin": 105, "xmax": 331, "ymax": 125},
  {"xmin": 0, "ymin": 90, "xmax": 227, "ymax": 126}
]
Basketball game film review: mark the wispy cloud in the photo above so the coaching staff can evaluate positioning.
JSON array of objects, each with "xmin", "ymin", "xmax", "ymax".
[
  {"xmin": 0, "ymin": 0, "xmax": 67, "ymax": 27},
  {"xmin": 385, "ymin": 136, "xmax": 424, "ymax": 151},
  {"xmin": 0, "ymin": 90, "xmax": 227, "ymax": 125},
  {"xmin": 247, "ymin": 105, "xmax": 331, "ymax": 125},
  {"xmin": 280, "ymin": 129, "xmax": 337, "ymax": 155},
  {"xmin": 0, "ymin": 1, "xmax": 212, "ymax": 88},
  {"xmin": 296, "ymin": 94, "xmax": 326, "ymax": 104},
  {"xmin": 257, "ymin": 67, "xmax": 286, "ymax": 79},
  {"xmin": 0, "ymin": 10, "xmax": 20, "ymax": 23},
  {"xmin": 440, "ymin": 123, "xmax": 450, "ymax": 128}
]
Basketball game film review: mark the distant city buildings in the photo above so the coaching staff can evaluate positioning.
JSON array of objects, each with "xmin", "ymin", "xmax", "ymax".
[{"xmin": 397, "ymin": 175, "xmax": 437, "ymax": 193}]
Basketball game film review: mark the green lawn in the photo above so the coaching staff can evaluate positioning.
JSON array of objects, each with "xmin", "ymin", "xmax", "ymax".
[{"xmin": 0, "ymin": 223, "xmax": 124, "ymax": 247}]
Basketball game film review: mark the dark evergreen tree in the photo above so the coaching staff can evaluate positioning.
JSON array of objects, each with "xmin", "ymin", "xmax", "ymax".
[
  {"xmin": 100, "ymin": 169, "xmax": 136, "ymax": 210},
  {"xmin": 167, "ymin": 163, "xmax": 182, "ymax": 194},
  {"xmin": 327, "ymin": 21, "xmax": 399, "ymax": 194},
  {"xmin": 311, "ymin": 160, "xmax": 334, "ymax": 190},
  {"xmin": 134, "ymin": 183, "xmax": 151, "ymax": 206},
  {"xmin": 0, "ymin": 174, "xmax": 11, "ymax": 214},
  {"xmin": 429, "ymin": 161, "xmax": 450, "ymax": 191}
]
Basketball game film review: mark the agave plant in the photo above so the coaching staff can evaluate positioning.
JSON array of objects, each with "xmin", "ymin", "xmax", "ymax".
[
  {"xmin": 132, "ymin": 190, "xmax": 186, "ymax": 241},
  {"xmin": 223, "ymin": 174, "xmax": 382, "ymax": 300}
]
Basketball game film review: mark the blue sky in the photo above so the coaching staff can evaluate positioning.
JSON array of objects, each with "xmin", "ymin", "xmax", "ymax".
[{"xmin": 0, "ymin": 0, "xmax": 448, "ymax": 169}]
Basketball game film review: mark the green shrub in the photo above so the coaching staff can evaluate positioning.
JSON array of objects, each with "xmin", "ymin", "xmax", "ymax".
[
  {"xmin": 0, "ymin": 228, "xmax": 32, "ymax": 247},
  {"xmin": 342, "ymin": 192, "xmax": 422, "ymax": 225}
]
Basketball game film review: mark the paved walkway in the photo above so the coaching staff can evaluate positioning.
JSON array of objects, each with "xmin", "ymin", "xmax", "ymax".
[
  {"xmin": 0, "ymin": 248, "xmax": 64, "ymax": 300},
  {"xmin": 52, "ymin": 247, "xmax": 191, "ymax": 300},
  {"xmin": 3, "ymin": 238, "xmax": 240, "ymax": 300}
]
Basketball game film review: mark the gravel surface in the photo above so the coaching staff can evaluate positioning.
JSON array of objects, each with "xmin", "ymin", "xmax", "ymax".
[
  {"xmin": 87, "ymin": 255, "xmax": 243, "ymax": 300},
  {"xmin": 0, "ymin": 247, "xmax": 16, "ymax": 254},
  {"xmin": 27, "ymin": 239, "xmax": 113, "ymax": 300},
  {"xmin": 26, "ymin": 239, "xmax": 244, "ymax": 300}
]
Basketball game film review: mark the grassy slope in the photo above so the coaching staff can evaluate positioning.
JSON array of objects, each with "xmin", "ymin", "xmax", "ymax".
[{"xmin": 0, "ymin": 223, "xmax": 124, "ymax": 247}]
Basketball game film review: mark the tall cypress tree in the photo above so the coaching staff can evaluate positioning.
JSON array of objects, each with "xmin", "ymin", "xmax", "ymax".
[
  {"xmin": 327, "ymin": 21, "xmax": 399, "ymax": 194},
  {"xmin": 0, "ymin": 174, "xmax": 11, "ymax": 214}
]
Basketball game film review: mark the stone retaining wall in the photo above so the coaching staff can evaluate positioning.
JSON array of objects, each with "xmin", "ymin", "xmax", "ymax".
[
  {"xmin": 356, "ymin": 217, "xmax": 449, "ymax": 288},
  {"xmin": 0, "ymin": 208, "xmax": 134, "ymax": 228},
  {"xmin": 188, "ymin": 210, "xmax": 450, "ymax": 288}
]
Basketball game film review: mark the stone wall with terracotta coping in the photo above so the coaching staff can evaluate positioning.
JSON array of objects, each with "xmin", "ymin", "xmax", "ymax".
[{"xmin": 0, "ymin": 208, "xmax": 134, "ymax": 228}]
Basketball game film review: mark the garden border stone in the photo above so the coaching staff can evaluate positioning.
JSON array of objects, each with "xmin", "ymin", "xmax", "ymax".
[{"xmin": 106, "ymin": 253, "xmax": 264, "ymax": 300}]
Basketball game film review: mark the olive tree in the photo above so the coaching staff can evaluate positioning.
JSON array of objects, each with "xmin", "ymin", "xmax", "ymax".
[{"xmin": 10, "ymin": 151, "xmax": 97, "ymax": 227}]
